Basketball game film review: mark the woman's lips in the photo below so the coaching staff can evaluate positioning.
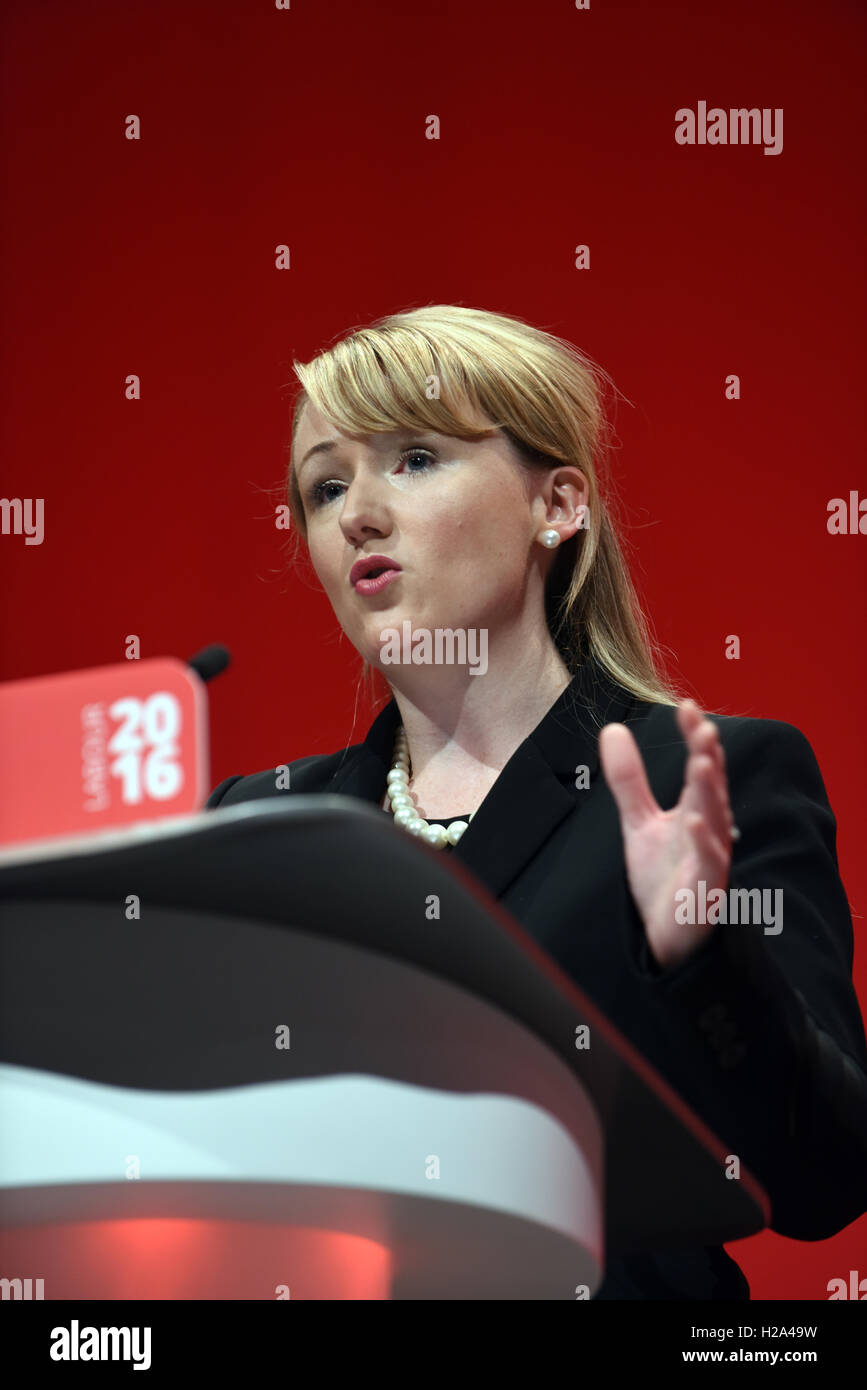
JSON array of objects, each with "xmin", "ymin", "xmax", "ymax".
[{"xmin": 353, "ymin": 569, "xmax": 402, "ymax": 596}]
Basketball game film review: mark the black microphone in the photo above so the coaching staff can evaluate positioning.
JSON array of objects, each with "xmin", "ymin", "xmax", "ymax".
[{"xmin": 187, "ymin": 644, "xmax": 232, "ymax": 683}]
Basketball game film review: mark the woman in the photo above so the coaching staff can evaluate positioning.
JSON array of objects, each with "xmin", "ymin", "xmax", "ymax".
[{"xmin": 207, "ymin": 304, "xmax": 867, "ymax": 1299}]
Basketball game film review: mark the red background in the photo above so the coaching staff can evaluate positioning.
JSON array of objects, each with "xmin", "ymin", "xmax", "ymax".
[{"xmin": 1, "ymin": 0, "xmax": 864, "ymax": 1298}]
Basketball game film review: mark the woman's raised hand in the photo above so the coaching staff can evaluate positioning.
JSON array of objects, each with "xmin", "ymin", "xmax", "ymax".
[{"xmin": 599, "ymin": 699, "xmax": 737, "ymax": 971}]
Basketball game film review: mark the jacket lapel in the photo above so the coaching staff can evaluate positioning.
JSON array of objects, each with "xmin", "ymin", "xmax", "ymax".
[{"xmin": 324, "ymin": 658, "xmax": 641, "ymax": 900}]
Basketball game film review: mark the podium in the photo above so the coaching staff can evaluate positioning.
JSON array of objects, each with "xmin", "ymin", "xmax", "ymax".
[{"xmin": 0, "ymin": 798, "xmax": 769, "ymax": 1299}]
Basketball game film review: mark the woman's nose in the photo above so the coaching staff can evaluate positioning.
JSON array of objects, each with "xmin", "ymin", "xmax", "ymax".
[{"xmin": 339, "ymin": 482, "xmax": 392, "ymax": 543}]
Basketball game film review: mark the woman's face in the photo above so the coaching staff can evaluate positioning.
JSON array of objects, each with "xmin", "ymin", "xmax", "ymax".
[{"xmin": 293, "ymin": 400, "xmax": 572, "ymax": 674}]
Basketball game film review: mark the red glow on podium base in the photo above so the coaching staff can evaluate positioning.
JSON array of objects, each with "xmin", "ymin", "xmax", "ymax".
[{"xmin": 0, "ymin": 1219, "xmax": 393, "ymax": 1299}]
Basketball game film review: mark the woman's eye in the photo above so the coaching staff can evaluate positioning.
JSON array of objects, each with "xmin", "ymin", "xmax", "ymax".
[
  {"xmin": 310, "ymin": 480, "xmax": 344, "ymax": 506},
  {"xmin": 398, "ymin": 447, "xmax": 436, "ymax": 474},
  {"xmin": 309, "ymin": 447, "xmax": 436, "ymax": 507}
]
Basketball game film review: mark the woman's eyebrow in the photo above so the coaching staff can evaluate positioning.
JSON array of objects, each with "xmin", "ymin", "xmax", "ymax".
[
  {"xmin": 298, "ymin": 430, "xmax": 447, "ymax": 477},
  {"xmin": 298, "ymin": 438, "xmax": 341, "ymax": 475}
]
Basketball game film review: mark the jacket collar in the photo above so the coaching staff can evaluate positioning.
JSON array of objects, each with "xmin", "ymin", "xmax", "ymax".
[{"xmin": 326, "ymin": 656, "xmax": 641, "ymax": 900}]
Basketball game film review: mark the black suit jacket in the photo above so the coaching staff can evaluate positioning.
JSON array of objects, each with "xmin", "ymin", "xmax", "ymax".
[{"xmin": 206, "ymin": 658, "xmax": 867, "ymax": 1299}]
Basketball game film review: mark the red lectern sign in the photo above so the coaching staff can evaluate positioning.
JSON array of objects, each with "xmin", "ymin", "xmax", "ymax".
[{"xmin": 0, "ymin": 658, "xmax": 209, "ymax": 847}]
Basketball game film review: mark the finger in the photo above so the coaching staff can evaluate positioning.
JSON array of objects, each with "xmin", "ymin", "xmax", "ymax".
[
  {"xmin": 693, "ymin": 716, "xmax": 726, "ymax": 779},
  {"xmin": 678, "ymin": 705, "xmax": 731, "ymax": 822},
  {"xmin": 686, "ymin": 810, "xmax": 729, "ymax": 871},
  {"xmin": 683, "ymin": 753, "xmax": 732, "ymax": 851},
  {"xmin": 678, "ymin": 701, "xmax": 725, "ymax": 776},
  {"xmin": 598, "ymin": 722, "xmax": 659, "ymax": 831},
  {"xmin": 676, "ymin": 699, "xmax": 704, "ymax": 742},
  {"xmin": 695, "ymin": 725, "xmax": 736, "ymax": 835}
]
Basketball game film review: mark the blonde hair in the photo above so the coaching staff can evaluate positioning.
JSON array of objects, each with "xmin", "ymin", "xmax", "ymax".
[{"xmin": 285, "ymin": 303, "xmax": 686, "ymax": 709}]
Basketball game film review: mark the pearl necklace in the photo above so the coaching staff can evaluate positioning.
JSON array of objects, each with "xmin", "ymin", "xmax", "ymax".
[{"xmin": 384, "ymin": 725, "xmax": 474, "ymax": 850}]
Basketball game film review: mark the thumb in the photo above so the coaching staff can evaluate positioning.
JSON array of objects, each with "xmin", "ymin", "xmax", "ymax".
[{"xmin": 598, "ymin": 723, "xmax": 658, "ymax": 832}]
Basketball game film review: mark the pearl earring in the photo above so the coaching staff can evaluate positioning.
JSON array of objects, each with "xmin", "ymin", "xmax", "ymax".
[{"xmin": 540, "ymin": 529, "xmax": 560, "ymax": 548}]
